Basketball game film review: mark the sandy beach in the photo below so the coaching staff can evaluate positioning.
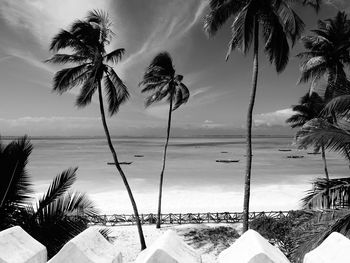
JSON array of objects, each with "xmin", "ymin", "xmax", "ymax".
[{"xmin": 92, "ymin": 223, "xmax": 242, "ymax": 263}]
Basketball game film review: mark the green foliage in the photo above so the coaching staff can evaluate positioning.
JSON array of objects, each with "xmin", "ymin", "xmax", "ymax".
[{"xmin": 184, "ymin": 226, "xmax": 240, "ymax": 254}]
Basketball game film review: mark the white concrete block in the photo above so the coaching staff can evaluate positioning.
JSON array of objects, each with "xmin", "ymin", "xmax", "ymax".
[
  {"xmin": 218, "ymin": 229, "xmax": 290, "ymax": 263},
  {"xmin": 48, "ymin": 228, "xmax": 122, "ymax": 263},
  {"xmin": 135, "ymin": 230, "xmax": 201, "ymax": 263},
  {"xmin": 0, "ymin": 226, "xmax": 47, "ymax": 263},
  {"xmin": 304, "ymin": 232, "xmax": 350, "ymax": 263}
]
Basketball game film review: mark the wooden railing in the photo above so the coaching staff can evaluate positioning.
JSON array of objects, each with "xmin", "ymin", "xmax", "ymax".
[{"xmin": 75, "ymin": 211, "xmax": 293, "ymax": 226}]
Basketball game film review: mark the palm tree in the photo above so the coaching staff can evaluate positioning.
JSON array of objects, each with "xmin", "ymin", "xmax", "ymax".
[
  {"xmin": 46, "ymin": 10, "xmax": 146, "ymax": 249},
  {"xmin": 0, "ymin": 136, "xmax": 102, "ymax": 258},
  {"xmin": 139, "ymin": 52, "xmax": 189, "ymax": 229},
  {"xmin": 286, "ymin": 92, "xmax": 331, "ymax": 207},
  {"xmin": 204, "ymin": 0, "xmax": 305, "ymax": 232},
  {"xmin": 297, "ymin": 11, "xmax": 350, "ymax": 100},
  {"xmin": 297, "ymin": 118, "xmax": 350, "ymax": 209}
]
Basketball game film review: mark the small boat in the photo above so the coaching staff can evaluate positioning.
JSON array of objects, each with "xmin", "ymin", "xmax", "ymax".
[
  {"xmin": 307, "ymin": 152, "xmax": 321, "ymax": 155},
  {"xmin": 216, "ymin": 159, "xmax": 240, "ymax": 163},
  {"xmin": 134, "ymin": 155, "xmax": 144, "ymax": 157},
  {"xmin": 221, "ymin": 151, "xmax": 228, "ymax": 153},
  {"xmin": 107, "ymin": 162, "xmax": 133, "ymax": 165},
  {"xmin": 286, "ymin": 155, "xmax": 304, "ymax": 159},
  {"xmin": 278, "ymin": 149, "xmax": 292, "ymax": 152}
]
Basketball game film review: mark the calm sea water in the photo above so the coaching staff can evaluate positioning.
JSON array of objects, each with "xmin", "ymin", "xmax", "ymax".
[{"xmin": 10, "ymin": 137, "xmax": 349, "ymax": 214}]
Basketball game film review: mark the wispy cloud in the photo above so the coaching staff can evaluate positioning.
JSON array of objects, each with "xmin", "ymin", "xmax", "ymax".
[{"xmin": 118, "ymin": 0, "xmax": 207, "ymax": 77}]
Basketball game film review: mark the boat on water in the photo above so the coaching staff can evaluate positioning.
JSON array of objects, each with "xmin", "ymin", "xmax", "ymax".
[
  {"xmin": 307, "ymin": 152, "xmax": 321, "ymax": 155},
  {"xmin": 278, "ymin": 149, "xmax": 292, "ymax": 152},
  {"xmin": 286, "ymin": 155, "xmax": 304, "ymax": 159},
  {"xmin": 134, "ymin": 155, "xmax": 144, "ymax": 157},
  {"xmin": 107, "ymin": 162, "xmax": 133, "ymax": 165},
  {"xmin": 216, "ymin": 159, "xmax": 240, "ymax": 163}
]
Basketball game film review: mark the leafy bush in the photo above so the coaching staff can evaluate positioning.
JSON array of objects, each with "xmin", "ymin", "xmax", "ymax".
[{"xmin": 184, "ymin": 226, "xmax": 240, "ymax": 254}]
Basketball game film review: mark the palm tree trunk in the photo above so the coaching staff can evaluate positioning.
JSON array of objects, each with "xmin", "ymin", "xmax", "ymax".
[
  {"xmin": 156, "ymin": 97, "xmax": 173, "ymax": 229},
  {"xmin": 243, "ymin": 18, "xmax": 259, "ymax": 233},
  {"xmin": 321, "ymin": 145, "xmax": 330, "ymax": 208},
  {"xmin": 97, "ymin": 83, "xmax": 146, "ymax": 250}
]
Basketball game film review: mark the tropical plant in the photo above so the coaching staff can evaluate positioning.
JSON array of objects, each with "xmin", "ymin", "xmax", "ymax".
[
  {"xmin": 297, "ymin": 118, "xmax": 350, "ymax": 209},
  {"xmin": 204, "ymin": 0, "xmax": 307, "ymax": 232},
  {"xmin": 250, "ymin": 211, "xmax": 315, "ymax": 260},
  {"xmin": 297, "ymin": 11, "xmax": 350, "ymax": 100},
  {"xmin": 286, "ymin": 92, "xmax": 331, "ymax": 207},
  {"xmin": 290, "ymin": 209, "xmax": 350, "ymax": 263},
  {"xmin": 46, "ymin": 10, "xmax": 146, "ymax": 249},
  {"xmin": 0, "ymin": 136, "xmax": 102, "ymax": 258},
  {"xmin": 139, "ymin": 52, "xmax": 189, "ymax": 228}
]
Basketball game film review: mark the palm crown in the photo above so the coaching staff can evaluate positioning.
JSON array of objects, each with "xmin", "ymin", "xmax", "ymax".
[
  {"xmin": 204, "ymin": 0, "xmax": 305, "ymax": 72},
  {"xmin": 47, "ymin": 9, "xmax": 128, "ymax": 115},
  {"xmin": 286, "ymin": 92, "xmax": 324, "ymax": 128},
  {"xmin": 139, "ymin": 52, "xmax": 189, "ymax": 110},
  {"xmin": 297, "ymin": 11, "xmax": 350, "ymax": 99}
]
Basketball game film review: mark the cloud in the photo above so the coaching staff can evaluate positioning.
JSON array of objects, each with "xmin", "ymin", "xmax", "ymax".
[
  {"xmin": 254, "ymin": 108, "xmax": 294, "ymax": 127},
  {"xmin": 0, "ymin": 0, "xmax": 112, "ymax": 45},
  {"xmin": 117, "ymin": 0, "xmax": 207, "ymax": 77}
]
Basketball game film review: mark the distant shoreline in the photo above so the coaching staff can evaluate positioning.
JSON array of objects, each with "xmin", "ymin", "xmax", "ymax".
[{"xmin": 2, "ymin": 135, "xmax": 294, "ymax": 140}]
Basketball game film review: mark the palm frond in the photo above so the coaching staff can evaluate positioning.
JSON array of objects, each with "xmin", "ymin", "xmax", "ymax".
[
  {"xmin": 302, "ymin": 177, "xmax": 350, "ymax": 209},
  {"xmin": 49, "ymin": 29, "xmax": 91, "ymax": 55},
  {"xmin": 204, "ymin": 0, "xmax": 246, "ymax": 37},
  {"xmin": 36, "ymin": 168, "xmax": 78, "ymax": 213},
  {"xmin": 45, "ymin": 54, "xmax": 88, "ymax": 65},
  {"xmin": 277, "ymin": 3, "xmax": 305, "ymax": 45},
  {"xmin": 53, "ymin": 64, "xmax": 91, "ymax": 94},
  {"xmin": 322, "ymin": 95, "xmax": 350, "ymax": 117},
  {"xmin": 227, "ymin": 3, "xmax": 255, "ymax": 58},
  {"xmin": 262, "ymin": 10, "xmax": 290, "ymax": 73},
  {"xmin": 145, "ymin": 92, "xmax": 169, "ymax": 108},
  {"xmin": 104, "ymin": 48, "xmax": 125, "ymax": 64},
  {"xmin": 75, "ymin": 75, "xmax": 98, "ymax": 107},
  {"xmin": 0, "ymin": 136, "xmax": 33, "ymax": 207},
  {"xmin": 297, "ymin": 118, "xmax": 350, "ymax": 158},
  {"xmin": 104, "ymin": 67, "xmax": 129, "ymax": 115}
]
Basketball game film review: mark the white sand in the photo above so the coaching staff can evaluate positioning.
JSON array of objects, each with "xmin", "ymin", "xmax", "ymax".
[{"xmin": 91, "ymin": 223, "xmax": 242, "ymax": 263}]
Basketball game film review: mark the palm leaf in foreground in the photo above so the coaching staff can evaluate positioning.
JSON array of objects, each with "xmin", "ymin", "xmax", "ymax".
[{"xmin": 302, "ymin": 177, "xmax": 350, "ymax": 209}]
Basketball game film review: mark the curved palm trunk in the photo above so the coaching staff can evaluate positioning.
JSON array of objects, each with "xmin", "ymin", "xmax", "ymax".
[
  {"xmin": 156, "ymin": 97, "xmax": 173, "ymax": 229},
  {"xmin": 243, "ymin": 19, "xmax": 259, "ymax": 233},
  {"xmin": 97, "ymin": 83, "xmax": 146, "ymax": 250},
  {"xmin": 321, "ymin": 145, "xmax": 330, "ymax": 208}
]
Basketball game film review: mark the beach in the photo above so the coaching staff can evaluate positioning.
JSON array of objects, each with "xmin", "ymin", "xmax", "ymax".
[
  {"xmin": 16, "ymin": 136, "xmax": 350, "ymax": 214},
  {"xmin": 97, "ymin": 223, "xmax": 243, "ymax": 263}
]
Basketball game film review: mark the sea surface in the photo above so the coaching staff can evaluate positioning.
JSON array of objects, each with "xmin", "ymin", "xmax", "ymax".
[{"xmin": 8, "ymin": 136, "xmax": 350, "ymax": 214}]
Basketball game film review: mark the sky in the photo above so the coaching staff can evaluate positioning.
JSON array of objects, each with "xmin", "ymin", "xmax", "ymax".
[{"xmin": 0, "ymin": 0, "xmax": 349, "ymax": 137}]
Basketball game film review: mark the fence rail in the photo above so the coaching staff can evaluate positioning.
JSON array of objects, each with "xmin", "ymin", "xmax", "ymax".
[{"xmin": 75, "ymin": 211, "xmax": 293, "ymax": 226}]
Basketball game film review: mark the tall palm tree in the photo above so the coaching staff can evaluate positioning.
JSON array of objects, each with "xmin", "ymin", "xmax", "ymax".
[
  {"xmin": 286, "ymin": 92, "xmax": 331, "ymax": 207},
  {"xmin": 204, "ymin": 0, "xmax": 305, "ymax": 232},
  {"xmin": 46, "ymin": 10, "xmax": 146, "ymax": 249},
  {"xmin": 297, "ymin": 11, "xmax": 350, "ymax": 100},
  {"xmin": 139, "ymin": 52, "xmax": 189, "ymax": 229},
  {"xmin": 0, "ymin": 136, "xmax": 102, "ymax": 258}
]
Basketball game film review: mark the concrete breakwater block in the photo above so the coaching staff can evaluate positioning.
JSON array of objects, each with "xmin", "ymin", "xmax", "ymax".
[
  {"xmin": 218, "ymin": 229, "xmax": 290, "ymax": 263},
  {"xmin": 0, "ymin": 226, "xmax": 47, "ymax": 263},
  {"xmin": 304, "ymin": 232, "xmax": 350, "ymax": 263},
  {"xmin": 48, "ymin": 228, "xmax": 122, "ymax": 263},
  {"xmin": 135, "ymin": 230, "xmax": 201, "ymax": 263}
]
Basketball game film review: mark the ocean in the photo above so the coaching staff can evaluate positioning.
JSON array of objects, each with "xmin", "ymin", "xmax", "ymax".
[{"xmin": 12, "ymin": 136, "xmax": 350, "ymax": 214}]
